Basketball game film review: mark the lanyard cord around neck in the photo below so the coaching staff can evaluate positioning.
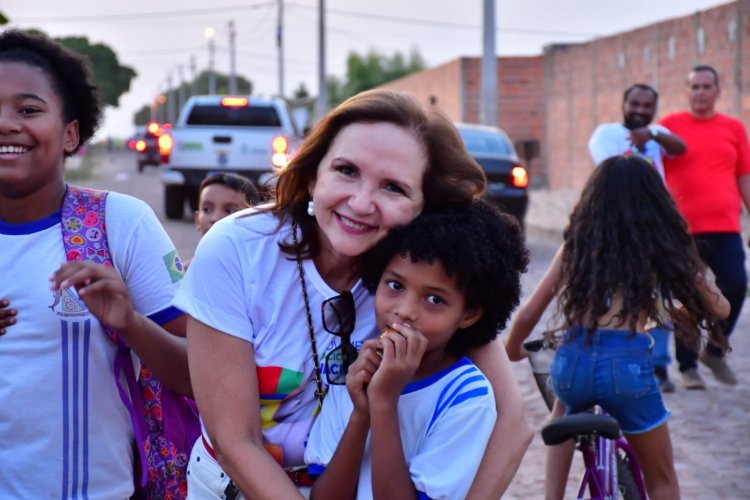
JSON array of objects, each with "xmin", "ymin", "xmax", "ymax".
[{"xmin": 292, "ymin": 222, "xmax": 325, "ymax": 407}]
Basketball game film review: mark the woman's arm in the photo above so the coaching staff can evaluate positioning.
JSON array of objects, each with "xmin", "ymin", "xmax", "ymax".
[
  {"xmin": 695, "ymin": 267, "xmax": 730, "ymax": 319},
  {"xmin": 465, "ymin": 339, "xmax": 532, "ymax": 499},
  {"xmin": 187, "ymin": 316, "xmax": 302, "ymax": 499},
  {"xmin": 465, "ymin": 245, "xmax": 563, "ymax": 498},
  {"xmin": 504, "ymin": 245, "xmax": 563, "ymax": 361}
]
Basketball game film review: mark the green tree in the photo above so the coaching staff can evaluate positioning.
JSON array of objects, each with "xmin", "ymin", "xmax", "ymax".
[
  {"xmin": 191, "ymin": 70, "xmax": 253, "ymax": 96},
  {"xmin": 133, "ymin": 105, "xmax": 152, "ymax": 126},
  {"xmin": 0, "ymin": 10, "xmax": 9, "ymax": 25},
  {"xmin": 57, "ymin": 36, "xmax": 136, "ymax": 108},
  {"xmin": 329, "ymin": 48, "xmax": 426, "ymax": 106},
  {"xmin": 292, "ymin": 82, "xmax": 310, "ymax": 99}
]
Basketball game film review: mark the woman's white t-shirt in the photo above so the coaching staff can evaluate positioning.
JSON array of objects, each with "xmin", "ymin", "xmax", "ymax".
[{"xmin": 173, "ymin": 210, "xmax": 378, "ymax": 468}]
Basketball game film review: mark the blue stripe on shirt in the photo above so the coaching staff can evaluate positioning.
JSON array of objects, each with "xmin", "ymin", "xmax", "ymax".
[{"xmin": 148, "ymin": 306, "xmax": 183, "ymax": 325}]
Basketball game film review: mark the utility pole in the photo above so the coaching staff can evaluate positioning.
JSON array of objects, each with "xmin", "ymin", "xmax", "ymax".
[
  {"xmin": 229, "ymin": 20, "xmax": 237, "ymax": 94},
  {"xmin": 190, "ymin": 55, "xmax": 197, "ymax": 97},
  {"xmin": 205, "ymin": 27, "xmax": 216, "ymax": 95},
  {"xmin": 277, "ymin": 0, "xmax": 285, "ymax": 99},
  {"xmin": 167, "ymin": 72, "xmax": 176, "ymax": 124},
  {"xmin": 480, "ymin": 0, "xmax": 497, "ymax": 126},
  {"xmin": 316, "ymin": 0, "xmax": 327, "ymax": 120},
  {"xmin": 177, "ymin": 64, "xmax": 186, "ymax": 112}
]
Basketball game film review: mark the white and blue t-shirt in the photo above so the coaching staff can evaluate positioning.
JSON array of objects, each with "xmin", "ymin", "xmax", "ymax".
[
  {"xmin": 0, "ymin": 191, "xmax": 183, "ymax": 499},
  {"xmin": 304, "ymin": 357, "xmax": 497, "ymax": 500}
]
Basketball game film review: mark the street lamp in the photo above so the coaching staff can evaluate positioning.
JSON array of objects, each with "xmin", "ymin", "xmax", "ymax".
[{"xmin": 204, "ymin": 27, "xmax": 216, "ymax": 95}]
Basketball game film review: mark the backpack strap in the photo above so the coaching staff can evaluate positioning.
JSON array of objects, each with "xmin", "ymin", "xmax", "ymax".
[{"xmin": 60, "ymin": 185, "xmax": 150, "ymax": 488}]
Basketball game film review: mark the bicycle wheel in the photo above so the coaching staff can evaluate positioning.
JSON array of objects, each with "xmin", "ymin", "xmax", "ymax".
[{"xmin": 616, "ymin": 451, "xmax": 641, "ymax": 500}]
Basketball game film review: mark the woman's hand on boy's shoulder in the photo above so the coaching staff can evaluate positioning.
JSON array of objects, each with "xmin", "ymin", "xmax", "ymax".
[{"xmin": 0, "ymin": 299, "xmax": 17, "ymax": 336}]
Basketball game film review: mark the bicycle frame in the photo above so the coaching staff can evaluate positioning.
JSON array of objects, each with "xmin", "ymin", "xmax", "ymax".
[
  {"xmin": 575, "ymin": 408, "xmax": 647, "ymax": 499},
  {"xmin": 524, "ymin": 339, "xmax": 647, "ymax": 500}
]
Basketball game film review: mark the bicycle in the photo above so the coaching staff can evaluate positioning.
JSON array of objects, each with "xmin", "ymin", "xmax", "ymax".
[{"xmin": 523, "ymin": 338, "xmax": 648, "ymax": 500}]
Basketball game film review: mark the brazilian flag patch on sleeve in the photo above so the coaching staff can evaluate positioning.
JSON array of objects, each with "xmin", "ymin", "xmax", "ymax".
[{"xmin": 162, "ymin": 250, "xmax": 185, "ymax": 283}]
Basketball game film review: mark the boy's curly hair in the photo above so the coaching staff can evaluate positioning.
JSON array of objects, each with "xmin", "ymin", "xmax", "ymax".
[
  {"xmin": 559, "ymin": 155, "xmax": 724, "ymax": 350},
  {"xmin": 361, "ymin": 200, "xmax": 529, "ymax": 356},
  {"xmin": 0, "ymin": 29, "xmax": 102, "ymax": 156}
]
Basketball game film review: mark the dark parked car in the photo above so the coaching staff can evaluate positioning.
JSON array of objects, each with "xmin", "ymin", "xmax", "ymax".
[
  {"xmin": 455, "ymin": 122, "xmax": 529, "ymax": 226},
  {"xmin": 135, "ymin": 122, "xmax": 171, "ymax": 172}
]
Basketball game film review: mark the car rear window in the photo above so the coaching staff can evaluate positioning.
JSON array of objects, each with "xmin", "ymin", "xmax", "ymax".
[
  {"xmin": 459, "ymin": 128, "xmax": 514, "ymax": 155},
  {"xmin": 186, "ymin": 105, "xmax": 282, "ymax": 127}
]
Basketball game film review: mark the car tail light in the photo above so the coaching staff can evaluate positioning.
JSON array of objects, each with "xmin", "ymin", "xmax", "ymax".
[
  {"xmin": 158, "ymin": 134, "xmax": 173, "ymax": 163},
  {"xmin": 135, "ymin": 139, "xmax": 147, "ymax": 152},
  {"xmin": 271, "ymin": 135, "xmax": 289, "ymax": 169},
  {"xmin": 221, "ymin": 97, "xmax": 249, "ymax": 107},
  {"xmin": 147, "ymin": 121, "xmax": 160, "ymax": 135},
  {"xmin": 511, "ymin": 165, "xmax": 528, "ymax": 188}
]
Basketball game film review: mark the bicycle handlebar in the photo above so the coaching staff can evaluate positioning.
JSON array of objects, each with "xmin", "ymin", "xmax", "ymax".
[{"xmin": 522, "ymin": 338, "xmax": 556, "ymax": 411}]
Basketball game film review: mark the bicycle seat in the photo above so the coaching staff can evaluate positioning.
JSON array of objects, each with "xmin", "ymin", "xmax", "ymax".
[{"xmin": 541, "ymin": 412, "xmax": 622, "ymax": 445}]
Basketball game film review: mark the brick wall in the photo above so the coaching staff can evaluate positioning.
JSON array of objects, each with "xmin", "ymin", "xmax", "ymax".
[
  {"xmin": 379, "ymin": 0, "xmax": 749, "ymax": 191},
  {"xmin": 379, "ymin": 59, "xmax": 465, "ymax": 121},
  {"xmin": 379, "ymin": 56, "xmax": 547, "ymax": 182}
]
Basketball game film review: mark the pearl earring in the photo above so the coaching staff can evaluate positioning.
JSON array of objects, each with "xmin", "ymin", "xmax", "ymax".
[{"xmin": 306, "ymin": 199, "xmax": 315, "ymax": 217}]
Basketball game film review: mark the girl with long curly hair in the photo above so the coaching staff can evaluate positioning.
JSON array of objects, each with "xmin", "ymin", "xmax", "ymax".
[{"xmin": 505, "ymin": 155, "xmax": 729, "ymax": 500}]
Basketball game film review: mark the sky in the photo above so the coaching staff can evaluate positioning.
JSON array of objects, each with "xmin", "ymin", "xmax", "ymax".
[{"xmin": 3, "ymin": 0, "xmax": 730, "ymax": 139}]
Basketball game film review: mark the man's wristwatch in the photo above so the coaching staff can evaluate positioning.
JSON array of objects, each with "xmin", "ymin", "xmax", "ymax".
[{"xmin": 648, "ymin": 125, "xmax": 660, "ymax": 140}]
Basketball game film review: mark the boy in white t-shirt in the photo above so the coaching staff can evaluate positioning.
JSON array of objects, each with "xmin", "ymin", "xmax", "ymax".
[{"xmin": 304, "ymin": 200, "xmax": 528, "ymax": 500}]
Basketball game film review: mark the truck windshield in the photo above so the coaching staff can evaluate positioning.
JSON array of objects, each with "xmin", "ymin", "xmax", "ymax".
[{"xmin": 186, "ymin": 105, "xmax": 282, "ymax": 127}]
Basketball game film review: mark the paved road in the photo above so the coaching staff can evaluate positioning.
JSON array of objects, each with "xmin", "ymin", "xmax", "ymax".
[
  {"xmin": 72, "ymin": 149, "xmax": 201, "ymax": 259},
  {"xmin": 75, "ymin": 149, "xmax": 749, "ymax": 498}
]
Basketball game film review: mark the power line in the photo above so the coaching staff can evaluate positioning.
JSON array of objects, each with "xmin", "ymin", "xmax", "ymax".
[
  {"xmin": 11, "ymin": 1, "xmax": 274, "ymax": 23},
  {"xmin": 13, "ymin": 0, "xmax": 599, "ymax": 37},
  {"xmin": 121, "ymin": 45, "xmax": 205, "ymax": 56},
  {"xmin": 286, "ymin": 1, "xmax": 598, "ymax": 38}
]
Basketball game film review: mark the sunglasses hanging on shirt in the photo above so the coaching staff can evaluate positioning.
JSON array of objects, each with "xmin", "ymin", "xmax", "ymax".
[{"xmin": 322, "ymin": 291, "xmax": 357, "ymax": 385}]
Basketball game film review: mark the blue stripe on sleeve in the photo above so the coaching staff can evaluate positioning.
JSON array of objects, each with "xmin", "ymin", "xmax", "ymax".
[
  {"xmin": 449, "ymin": 387, "xmax": 489, "ymax": 408},
  {"xmin": 148, "ymin": 306, "xmax": 184, "ymax": 325},
  {"xmin": 307, "ymin": 463, "xmax": 326, "ymax": 477},
  {"xmin": 427, "ymin": 373, "xmax": 487, "ymax": 433},
  {"xmin": 417, "ymin": 491, "xmax": 434, "ymax": 500}
]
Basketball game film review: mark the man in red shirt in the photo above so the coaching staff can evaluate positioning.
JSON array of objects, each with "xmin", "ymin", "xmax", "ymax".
[{"xmin": 660, "ymin": 65, "xmax": 750, "ymax": 389}]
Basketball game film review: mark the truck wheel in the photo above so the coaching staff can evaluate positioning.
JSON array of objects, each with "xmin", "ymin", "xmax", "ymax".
[
  {"xmin": 165, "ymin": 186, "xmax": 185, "ymax": 220},
  {"xmin": 188, "ymin": 186, "xmax": 199, "ymax": 212}
]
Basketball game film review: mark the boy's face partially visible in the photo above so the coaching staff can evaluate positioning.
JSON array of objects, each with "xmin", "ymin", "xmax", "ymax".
[
  {"xmin": 194, "ymin": 184, "xmax": 251, "ymax": 235},
  {"xmin": 374, "ymin": 253, "xmax": 482, "ymax": 354}
]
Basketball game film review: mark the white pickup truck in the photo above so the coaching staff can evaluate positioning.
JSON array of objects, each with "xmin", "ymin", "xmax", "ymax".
[{"xmin": 160, "ymin": 95, "xmax": 301, "ymax": 219}]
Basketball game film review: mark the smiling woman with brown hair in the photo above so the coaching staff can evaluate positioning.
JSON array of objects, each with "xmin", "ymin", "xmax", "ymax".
[{"xmin": 177, "ymin": 88, "xmax": 532, "ymax": 499}]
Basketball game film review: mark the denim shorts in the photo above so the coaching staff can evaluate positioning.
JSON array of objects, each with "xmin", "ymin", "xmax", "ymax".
[{"xmin": 551, "ymin": 327, "xmax": 670, "ymax": 434}]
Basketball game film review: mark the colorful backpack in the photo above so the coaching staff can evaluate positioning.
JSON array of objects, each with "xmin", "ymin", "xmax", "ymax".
[{"xmin": 60, "ymin": 186, "xmax": 200, "ymax": 500}]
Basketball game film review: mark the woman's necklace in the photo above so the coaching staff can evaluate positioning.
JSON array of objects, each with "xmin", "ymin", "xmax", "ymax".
[{"xmin": 292, "ymin": 222, "xmax": 326, "ymax": 407}]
